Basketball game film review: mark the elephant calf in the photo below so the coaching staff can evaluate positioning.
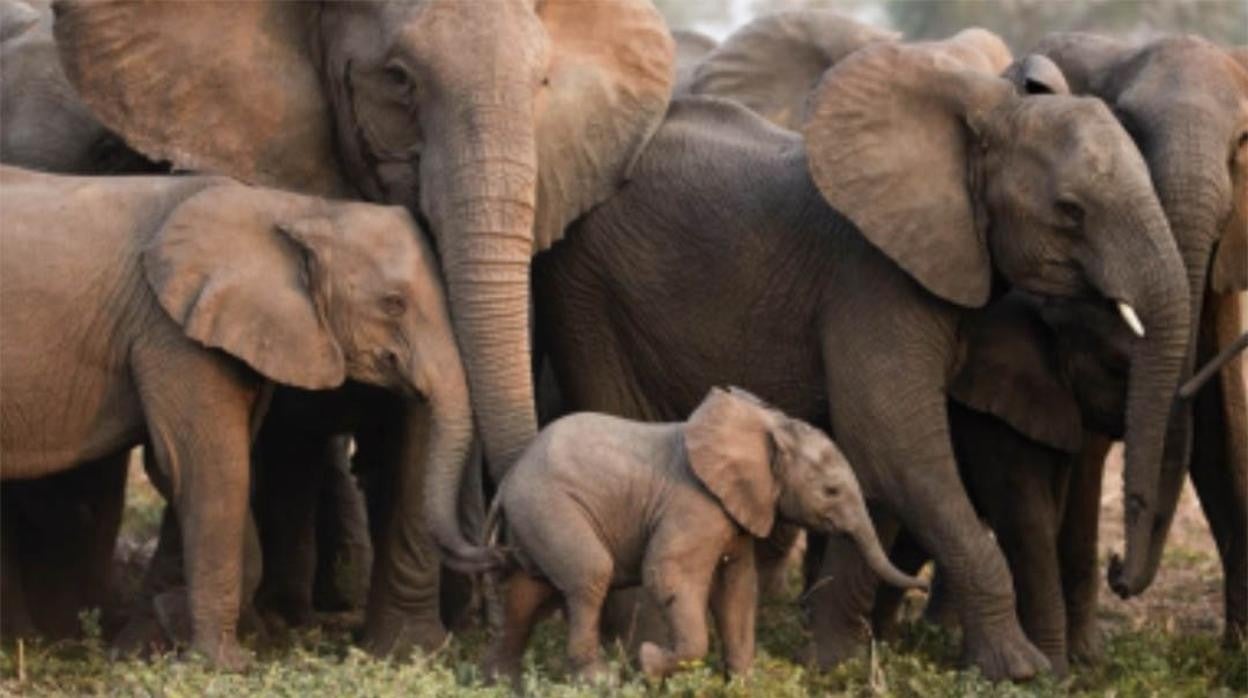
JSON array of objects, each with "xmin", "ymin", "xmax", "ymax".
[
  {"xmin": 482, "ymin": 387, "xmax": 924, "ymax": 682},
  {"xmin": 0, "ymin": 165, "xmax": 470, "ymax": 668}
]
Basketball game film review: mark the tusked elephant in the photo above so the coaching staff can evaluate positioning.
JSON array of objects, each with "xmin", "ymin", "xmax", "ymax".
[
  {"xmin": 0, "ymin": 165, "xmax": 471, "ymax": 668},
  {"xmin": 51, "ymin": 0, "xmax": 676, "ymax": 655},
  {"xmin": 479, "ymin": 33, "xmax": 1190, "ymax": 680},
  {"xmin": 1029, "ymin": 32, "xmax": 1248, "ymax": 642}
]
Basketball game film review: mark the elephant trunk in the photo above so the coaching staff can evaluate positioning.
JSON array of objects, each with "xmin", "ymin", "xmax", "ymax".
[
  {"xmin": 844, "ymin": 520, "xmax": 927, "ymax": 591},
  {"xmin": 1113, "ymin": 129, "xmax": 1223, "ymax": 595},
  {"xmin": 1101, "ymin": 192, "xmax": 1195, "ymax": 598},
  {"xmin": 419, "ymin": 89, "xmax": 540, "ymax": 563}
]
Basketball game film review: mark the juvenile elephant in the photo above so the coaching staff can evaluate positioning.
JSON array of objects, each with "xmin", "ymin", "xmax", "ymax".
[
  {"xmin": 52, "ymin": 0, "xmax": 676, "ymax": 652},
  {"xmin": 519, "ymin": 33, "xmax": 1192, "ymax": 680},
  {"xmin": 483, "ymin": 387, "xmax": 924, "ymax": 683},
  {"xmin": 0, "ymin": 166, "xmax": 471, "ymax": 668}
]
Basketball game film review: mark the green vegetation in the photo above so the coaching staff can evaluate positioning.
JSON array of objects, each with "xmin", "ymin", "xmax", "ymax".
[{"xmin": 2, "ymin": 590, "xmax": 1243, "ymax": 697}]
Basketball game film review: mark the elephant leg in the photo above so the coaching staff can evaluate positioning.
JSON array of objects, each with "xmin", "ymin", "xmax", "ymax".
[
  {"xmin": 357, "ymin": 397, "xmax": 447, "ymax": 658},
  {"xmin": 253, "ymin": 424, "xmax": 334, "ymax": 627},
  {"xmin": 0, "ymin": 452, "xmax": 129, "ymax": 640},
  {"xmin": 0, "ymin": 497, "xmax": 36, "ymax": 640},
  {"xmin": 819, "ymin": 329, "xmax": 1048, "ymax": 680},
  {"xmin": 1188, "ymin": 291, "xmax": 1247, "ymax": 647},
  {"xmin": 711, "ymin": 538, "xmax": 759, "ymax": 676},
  {"xmin": 871, "ymin": 529, "xmax": 929, "ymax": 640},
  {"xmin": 756, "ymin": 522, "xmax": 802, "ymax": 600},
  {"xmin": 482, "ymin": 570, "xmax": 558, "ymax": 685},
  {"xmin": 639, "ymin": 572, "xmax": 712, "ymax": 679},
  {"xmin": 805, "ymin": 506, "xmax": 899, "ymax": 667},
  {"xmin": 312, "ymin": 439, "xmax": 373, "ymax": 613},
  {"xmin": 135, "ymin": 349, "xmax": 259, "ymax": 670},
  {"xmin": 1059, "ymin": 436, "xmax": 1109, "ymax": 665}
]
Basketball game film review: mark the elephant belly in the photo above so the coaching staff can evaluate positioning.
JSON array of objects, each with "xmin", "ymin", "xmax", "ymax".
[{"xmin": 0, "ymin": 362, "xmax": 144, "ymax": 480}]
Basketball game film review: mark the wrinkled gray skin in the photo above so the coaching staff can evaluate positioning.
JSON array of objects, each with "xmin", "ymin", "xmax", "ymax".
[
  {"xmin": 0, "ymin": 0, "xmax": 155, "ymax": 173},
  {"xmin": 0, "ymin": 0, "xmax": 166, "ymax": 647},
  {"xmin": 0, "ymin": 166, "xmax": 470, "ymax": 669},
  {"xmin": 482, "ymin": 388, "xmax": 923, "ymax": 683},
  {"xmin": 525, "ymin": 34, "xmax": 1190, "ymax": 680},
  {"xmin": 875, "ymin": 37, "xmax": 1248, "ymax": 668},
  {"xmin": 53, "ymin": 1, "xmax": 675, "ymax": 654},
  {"xmin": 1031, "ymin": 32, "xmax": 1248, "ymax": 631}
]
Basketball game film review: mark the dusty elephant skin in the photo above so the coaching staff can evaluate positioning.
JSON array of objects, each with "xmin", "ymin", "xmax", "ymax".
[
  {"xmin": 534, "ymin": 31, "xmax": 1190, "ymax": 681},
  {"xmin": 1031, "ymin": 33, "xmax": 1248, "ymax": 638},
  {"xmin": 888, "ymin": 35, "xmax": 1248, "ymax": 666},
  {"xmin": 481, "ymin": 388, "xmax": 923, "ymax": 685},
  {"xmin": 50, "ymin": 0, "xmax": 674, "ymax": 653},
  {"xmin": 0, "ymin": 166, "xmax": 470, "ymax": 669}
]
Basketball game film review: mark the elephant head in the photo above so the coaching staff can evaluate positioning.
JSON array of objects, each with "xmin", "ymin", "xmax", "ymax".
[
  {"xmin": 683, "ymin": 387, "xmax": 926, "ymax": 590},
  {"xmin": 802, "ymin": 37, "xmax": 1191, "ymax": 601},
  {"xmin": 1032, "ymin": 32, "xmax": 1248, "ymax": 597},
  {"xmin": 52, "ymin": 0, "xmax": 676, "ymax": 565}
]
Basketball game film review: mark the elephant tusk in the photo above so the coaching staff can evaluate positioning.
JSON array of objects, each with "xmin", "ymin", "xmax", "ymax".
[{"xmin": 1117, "ymin": 301, "xmax": 1145, "ymax": 338}]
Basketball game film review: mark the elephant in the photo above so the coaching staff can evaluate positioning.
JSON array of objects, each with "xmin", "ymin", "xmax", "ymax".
[
  {"xmin": 481, "ymin": 387, "xmax": 925, "ymax": 683},
  {"xmin": 52, "ymin": 0, "xmax": 676, "ymax": 654},
  {"xmin": 510, "ymin": 32, "xmax": 1193, "ymax": 680},
  {"xmin": 0, "ymin": 165, "xmax": 471, "ymax": 668},
  {"xmin": 687, "ymin": 17, "xmax": 1247, "ymax": 663},
  {"xmin": 1028, "ymin": 33, "xmax": 1248, "ymax": 639},
  {"xmin": 686, "ymin": 10, "xmax": 898, "ymax": 131},
  {"xmin": 0, "ymin": 0, "xmax": 156, "ymax": 173}
]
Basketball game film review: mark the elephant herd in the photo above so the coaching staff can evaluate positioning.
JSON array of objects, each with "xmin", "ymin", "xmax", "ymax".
[{"xmin": 0, "ymin": 0, "xmax": 1244, "ymax": 685}]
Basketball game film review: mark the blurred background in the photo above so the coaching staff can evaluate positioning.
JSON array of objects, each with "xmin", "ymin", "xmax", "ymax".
[{"xmin": 656, "ymin": 0, "xmax": 1248, "ymax": 48}]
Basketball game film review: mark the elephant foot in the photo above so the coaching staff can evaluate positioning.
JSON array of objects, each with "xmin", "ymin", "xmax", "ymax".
[
  {"xmin": 807, "ymin": 616, "xmax": 868, "ymax": 670},
  {"xmin": 571, "ymin": 657, "xmax": 615, "ymax": 686},
  {"xmin": 1067, "ymin": 620, "xmax": 1104, "ymax": 666},
  {"xmin": 153, "ymin": 590, "xmax": 193, "ymax": 645},
  {"xmin": 481, "ymin": 645, "xmax": 522, "ymax": 687},
  {"xmin": 112, "ymin": 606, "xmax": 173, "ymax": 659},
  {"xmin": 192, "ymin": 636, "xmax": 252, "ymax": 672},
  {"xmin": 963, "ymin": 622, "xmax": 1050, "ymax": 681},
  {"xmin": 258, "ymin": 589, "xmax": 316, "ymax": 629},
  {"xmin": 638, "ymin": 641, "xmax": 669, "ymax": 678},
  {"xmin": 360, "ymin": 609, "xmax": 447, "ymax": 659}
]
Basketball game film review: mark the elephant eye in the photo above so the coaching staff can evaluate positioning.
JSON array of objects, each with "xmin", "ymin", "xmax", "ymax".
[
  {"xmin": 381, "ymin": 293, "xmax": 407, "ymax": 317},
  {"xmin": 383, "ymin": 61, "xmax": 414, "ymax": 92},
  {"xmin": 823, "ymin": 486, "xmax": 840, "ymax": 498},
  {"xmin": 1055, "ymin": 198, "xmax": 1085, "ymax": 230}
]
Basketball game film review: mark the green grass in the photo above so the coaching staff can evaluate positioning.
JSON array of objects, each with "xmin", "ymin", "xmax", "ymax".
[{"xmin": 2, "ymin": 595, "xmax": 1243, "ymax": 697}]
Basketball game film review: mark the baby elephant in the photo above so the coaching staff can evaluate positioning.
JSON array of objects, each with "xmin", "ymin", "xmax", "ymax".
[
  {"xmin": 0, "ymin": 165, "xmax": 467, "ymax": 668},
  {"xmin": 483, "ymin": 387, "xmax": 925, "ymax": 682}
]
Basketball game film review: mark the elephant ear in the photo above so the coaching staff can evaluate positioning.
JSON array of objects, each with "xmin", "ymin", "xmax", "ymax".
[
  {"xmin": 531, "ymin": 0, "xmax": 675, "ymax": 250},
  {"xmin": 688, "ymin": 10, "xmax": 898, "ymax": 131},
  {"xmin": 143, "ymin": 183, "xmax": 346, "ymax": 390},
  {"xmin": 53, "ymin": 0, "xmax": 347, "ymax": 196},
  {"xmin": 926, "ymin": 27, "xmax": 1013, "ymax": 76},
  {"xmin": 683, "ymin": 387, "xmax": 780, "ymax": 538},
  {"xmin": 802, "ymin": 39, "xmax": 1014, "ymax": 308},
  {"xmin": 1, "ymin": 0, "xmax": 41, "ymax": 43},
  {"xmin": 1211, "ymin": 48, "xmax": 1248, "ymax": 293},
  {"xmin": 1031, "ymin": 32, "xmax": 1133, "ymax": 96},
  {"xmin": 950, "ymin": 295, "xmax": 1083, "ymax": 453},
  {"xmin": 1003, "ymin": 54, "xmax": 1071, "ymax": 95},
  {"xmin": 671, "ymin": 28, "xmax": 717, "ymax": 96}
]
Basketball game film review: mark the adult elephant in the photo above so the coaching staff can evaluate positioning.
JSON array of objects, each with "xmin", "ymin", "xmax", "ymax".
[
  {"xmin": 54, "ymin": 0, "xmax": 675, "ymax": 655},
  {"xmin": 509, "ymin": 35, "xmax": 1191, "ymax": 679},
  {"xmin": 1028, "ymin": 32, "xmax": 1248, "ymax": 641}
]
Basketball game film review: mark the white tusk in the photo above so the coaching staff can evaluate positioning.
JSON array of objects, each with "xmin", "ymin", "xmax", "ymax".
[{"xmin": 1118, "ymin": 301, "xmax": 1145, "ymax": 338}]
